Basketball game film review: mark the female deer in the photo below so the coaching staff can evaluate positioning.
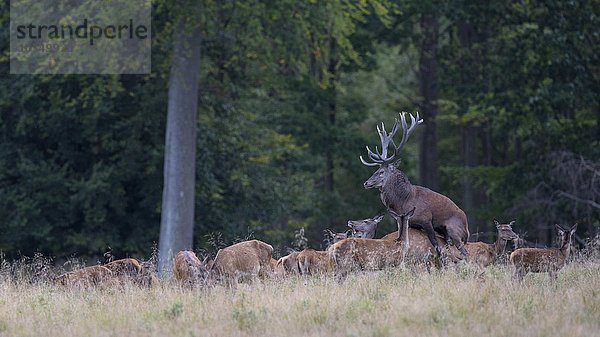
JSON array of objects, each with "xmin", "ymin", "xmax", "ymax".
[{"xmin": 510, "ymin": 224, "xmax": 577, "ymax": 281}]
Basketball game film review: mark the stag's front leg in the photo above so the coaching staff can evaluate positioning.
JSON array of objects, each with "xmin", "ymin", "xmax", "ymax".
[{"xmin": 394, "ymin": 219, "xmax": 405, "ymax": 242}]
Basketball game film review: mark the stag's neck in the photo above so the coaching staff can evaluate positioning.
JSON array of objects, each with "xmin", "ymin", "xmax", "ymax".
[{"xmin": 382, "ymin": 169, "xmax": 413, "ymax": 210}]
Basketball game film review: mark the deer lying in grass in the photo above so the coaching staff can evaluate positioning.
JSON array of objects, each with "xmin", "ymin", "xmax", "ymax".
[
  {"xmin": 210, "ymin": 239, "xmax": 273, "ymax": 284},
  {"xmin": 103, "ymin": 258, "xmax": 143, "ymax": 283},
  {"xmin": 172, "ymin": 251, "xmax": 207, "ymax": 285},
  {"xmin": 277, "ymin": 251, "xmax": 300, "ymax": 275},
  {"xmin": 297, "ymin": 248, "xmax": 334, "ymax": 275},
  {"xmin": 510, "ymin": 224, "xmax": 577, "ymax": 282},
  {"xmin": 465, "ymin": 220, "xmax": 518, "ymax": 268},
  {"xmin": 331, "ymin": 208, "xmax": 443, "ymax": 276},
  {"xmin": 361, "ymin": 112, "xmax": 470, "ymax": 260},
  {"xmin": 56, "ymin": 265, "xmax": 115, "ymax": 287},
  {"xmin": 347, "ymin": 214, "xmax": 384, "ymax": 239}
]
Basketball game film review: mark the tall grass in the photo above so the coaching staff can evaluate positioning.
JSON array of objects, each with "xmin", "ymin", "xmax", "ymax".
[{"xmin": 0, "ymin": 259, "xmax": 598, "ymax": 337}]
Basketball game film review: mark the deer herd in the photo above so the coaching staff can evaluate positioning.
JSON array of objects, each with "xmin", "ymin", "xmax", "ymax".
[{"xmin": 47, "ymin": 112, "xmax": 578, "ymax": 288}]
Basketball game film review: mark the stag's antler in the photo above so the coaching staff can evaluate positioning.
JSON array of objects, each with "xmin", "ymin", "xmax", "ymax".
[
  {"xmin": 360, "ymin": 111, "xmax": 423, "ymax": 166},
  {"xmin": 395, "ymin": 111, "xmax": 423, "ymax": 152},
  {"xmin": 359, "ymin": 121, "xmax": 401, "ymax": 166}
]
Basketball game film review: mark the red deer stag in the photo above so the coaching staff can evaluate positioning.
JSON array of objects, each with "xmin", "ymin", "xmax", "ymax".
[
  {"xmin": 172, "ymin": 251, "xmax": 207, "ymax": 285},
  {"xmin": 360, "ymin": 112, "xmax": 470, "ymax": 260},
  {"xmin": 347, "ymin": 214, "xmax": 385, "ymax": 239},
  {"xmin": 210, "ymin": 239, "xmax": 273, "ymax": 284},
  {"xmin": 510, "ymin": 224, "xmax": 577, "ymax": 282},
  {"xmin": 465, "ymin": 219, "xmax": 518, "ymax": 268}
]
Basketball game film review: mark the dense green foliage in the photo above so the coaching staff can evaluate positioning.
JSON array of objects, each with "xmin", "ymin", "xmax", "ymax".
[{"xmin": 0, "ymin": 0, "xmax": 597, "ymax": 260}]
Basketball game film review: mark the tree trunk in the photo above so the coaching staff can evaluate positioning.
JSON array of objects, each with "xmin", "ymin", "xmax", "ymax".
[
  {"xmin": 418, "ymin": 15, "xmax": 439, "ymax": 190},
  {"xmin": 325, "ymin": 37, "xmax": 337, "ymax": 192},
  {"xmin": 158, "ymin": 18, "xmax": 202, "ymax": 276},
  {"xmin": 462, "ymin": 123, "xmax": 476, "ymax": 213}
]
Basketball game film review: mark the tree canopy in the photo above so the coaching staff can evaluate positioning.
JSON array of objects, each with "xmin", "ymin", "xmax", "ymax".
[{"xmin": 0, "ymin": 0, "xmax": 597, "ymax": 261}]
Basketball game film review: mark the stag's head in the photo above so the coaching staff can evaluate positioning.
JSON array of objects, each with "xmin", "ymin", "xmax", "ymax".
[
  {"xmin": 347, "ymin": 214, "xmax": 384, "ymax": 238},
  {"xmin": 361, "ymin": 112, "xmax": 423, "ymax": 189},
  {"xmin": 494, "ymin": 219, "xmax": 519, "ymax": 241}
]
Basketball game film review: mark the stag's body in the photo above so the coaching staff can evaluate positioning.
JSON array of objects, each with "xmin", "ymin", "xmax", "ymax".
[
  {"xmin": 510, "ymin": 224, "xmax": 577, "ymax": 281},
  {"xmin": 361, "ymin": 112, "xmax": 470, "ymax": 259},
  {"xmin": 465, "ymin": 220, "xmax": 518, "ymax": 268},
  {"xmin": 297, "ymin": 249, "xmax": 334, "ymax": 275},
  {"xmin": 173, "ymin": 251, "xmax": 207, "ymax": 285},
  {"xmin": 379, "ymin": 174, "xmax": 470, "ymax": 256},
  {"xmin": 210, "ymin": 240, "xmax": 273, "ymax": 283}
]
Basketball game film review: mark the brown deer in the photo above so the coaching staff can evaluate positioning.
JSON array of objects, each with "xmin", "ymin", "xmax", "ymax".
[
  {"xmin": 269, "ymin": 258, "xmax": 286, "ymax": 277},
  {"xmin": 465, "ymin": 219, "xmax": 518, "ymax": 268},
  {"xmin": 276, "ymin": 251, "xmax": 300, "ymax": 275},
  {"xmin": 510, "ymin": 224, "xmax": 577, "ymax": 281},
  {"xmin": 297, "ymin": 248, "xmax": 335, "ymax": 275},
  {"xmin": 103, "ymin": 258, "xmax": 143, "ymax": 283},
  {"xmin": 172, "ymin": 251, "xmax": 207, "ymax": 285},
  {"xmin": 347, "ymin": 214, "xmax": 385, "ymax": 239},
  {"xmin": 330, "ymin": 208, "xmax": 443, "ymax": 275},
  {"xmin": 210, "ymin": 239, "xmax": 274, "ymax": 284},
  {"xmin": 380, "ymin": 228, "xmax": 463, "ymax": 265},
  {"xmin": 56, "ymin": 265, "xmax": 115, "ymax": 287},
  {"xmin": 360, "ymin": 112, "xmax": 470, "ymax": 260},
  {"xmin": 324, "ymin": 229, "xmax": 352, "ymax": 246}
]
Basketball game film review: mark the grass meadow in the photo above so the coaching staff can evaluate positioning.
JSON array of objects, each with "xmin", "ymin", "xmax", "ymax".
[{"xmin": 0, "ymin": 258, "xmax": 599, "ymax": 337}]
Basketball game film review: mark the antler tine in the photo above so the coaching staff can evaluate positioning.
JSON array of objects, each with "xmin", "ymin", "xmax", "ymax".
[
  {"xmin": 361, "ymin": 113, "xmax": 416, "ymax": 167},
  {"xmin": 377, "ymin": 121, "xmax": 399, "ymax": 162},
  {"xmin": 395, "ymin": 111, "xmax": 423, "ymax": 151},
  {"xmin": 359, "ymin": 155, "xmax": 381, "ymax": 166},
  {"xmin": 365, "ymin": 145, "xmax": 384, "ymax": 162},
  {"xmin": 360, "ymin": 146, "xmax": 384, "ymax": 166}
]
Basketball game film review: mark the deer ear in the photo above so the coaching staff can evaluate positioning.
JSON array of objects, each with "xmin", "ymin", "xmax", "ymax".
[
  {"xmin": 555, "ymin": 224, "xmax": 565, "ymax": 234},
  {"xmin": 375, "ymin": 214, "xmax": 384, "ymax": 223},
  {"xmin": 407, "ymin": 207, "xmax": 416, "ymax": 217},
  {"xmin": 509, "ymin": 220, "xmax": 516, "ymax": 226},
  {"xmin": 493, "ymin": 218, "xmax": 500, "ymax": 226},
  {"xmin": 570, "ymin": 223, "xmax": 578, "ymax": 233}
]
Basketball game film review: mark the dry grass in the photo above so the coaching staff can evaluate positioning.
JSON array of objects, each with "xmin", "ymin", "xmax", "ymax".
[{"xmin": 0, "ymin": 261, "xmax": 598, "ymax": 337}]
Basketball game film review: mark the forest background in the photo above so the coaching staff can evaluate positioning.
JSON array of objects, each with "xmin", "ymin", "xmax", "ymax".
[{"xmin": 0, "ymin": 0, "xmax": 597, "ymax": 266}]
